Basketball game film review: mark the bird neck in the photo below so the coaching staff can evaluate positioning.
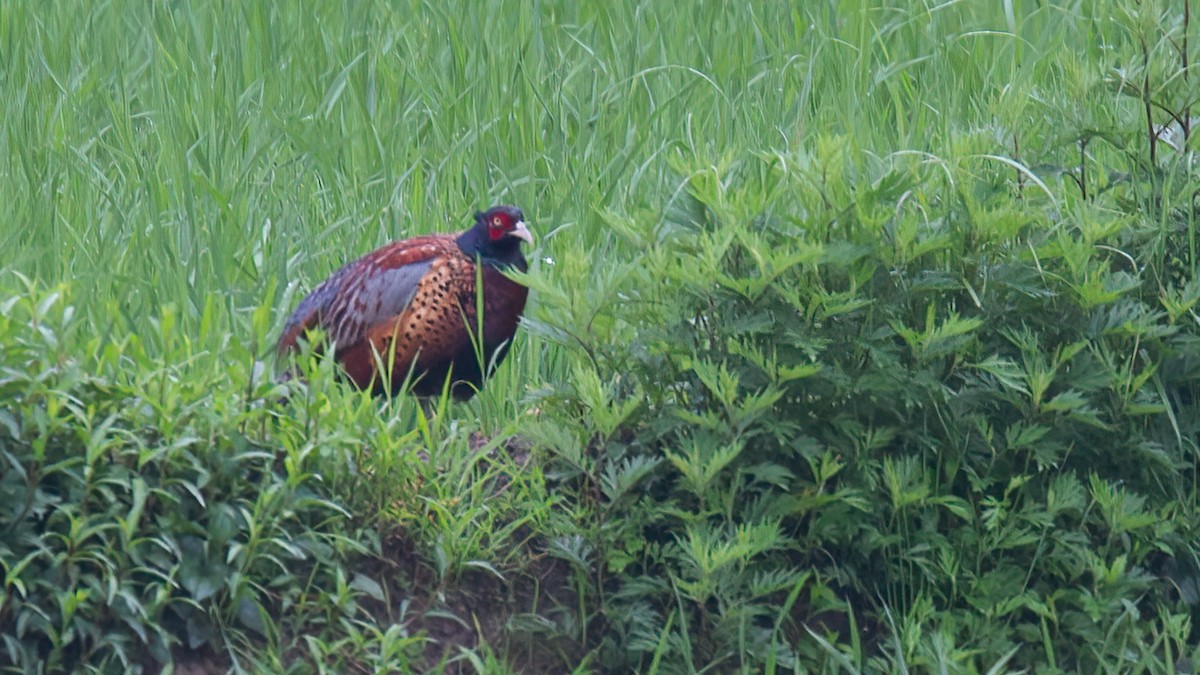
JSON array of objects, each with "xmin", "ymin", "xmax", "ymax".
[{"xmin": 456, "ymin": 227, "xmax": 525, "ymax": 269}]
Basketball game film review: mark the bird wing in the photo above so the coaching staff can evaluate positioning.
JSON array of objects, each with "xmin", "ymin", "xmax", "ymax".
[
  {"xmin": 337, "ymin": 252, "xmax": 481, "ymax": 390},
  {"xmin": 276, "ymin": 235, "xmax": 454, "ymax": 355}
]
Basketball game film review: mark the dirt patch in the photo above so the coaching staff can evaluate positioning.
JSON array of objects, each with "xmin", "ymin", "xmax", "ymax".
[
  {"xmin": 376, "ymin": 526, "xmax": 580, "ymax": 674},
  {"xmin": 169, "ymin": 646, "xmax": 230, "ymax": 675},
  {"xmin": 355, "ymin": 432, "xmax": 580, "ymax": 672}
]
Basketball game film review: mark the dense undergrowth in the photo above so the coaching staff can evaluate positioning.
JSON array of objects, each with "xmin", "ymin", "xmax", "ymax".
[
  {"xmin": 525, "ymin": 144, "xmax": 1200, "ymax": 671},
  {"xmin": 4, "ymin": 0, "xmax": 1200, "ymax": 673}
]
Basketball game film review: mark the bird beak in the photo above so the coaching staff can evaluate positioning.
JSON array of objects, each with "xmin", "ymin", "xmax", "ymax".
[{"xmin": 509, "ymin": 220, "xmax": 533, "ymax": 244}]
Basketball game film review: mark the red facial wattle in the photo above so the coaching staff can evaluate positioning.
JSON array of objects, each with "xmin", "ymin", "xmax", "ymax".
[{"xmin": 488, "ymin": 214, "xmax": 510, "ymax": 240}]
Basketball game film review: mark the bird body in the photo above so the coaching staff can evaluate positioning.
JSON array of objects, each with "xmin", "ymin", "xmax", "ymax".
[{"xmin": 278, "ymin": 206, "xmax": 532, "ymax": 400}]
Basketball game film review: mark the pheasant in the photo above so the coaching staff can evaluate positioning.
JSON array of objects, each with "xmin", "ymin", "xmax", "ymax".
[{"xmin": 277, "ymin": 205, "xmax": 532, "ymax": 401}]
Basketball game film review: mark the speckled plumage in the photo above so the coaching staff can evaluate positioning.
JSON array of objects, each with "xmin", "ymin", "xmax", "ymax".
[{"xmin": 278, "ymin": 206, "xmax": 531, "ymax": 400}]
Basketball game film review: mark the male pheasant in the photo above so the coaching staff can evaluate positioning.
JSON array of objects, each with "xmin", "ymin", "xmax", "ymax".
[{"xmin": 277, "ymin": 205, "xmax": 532, "ymax": 401}]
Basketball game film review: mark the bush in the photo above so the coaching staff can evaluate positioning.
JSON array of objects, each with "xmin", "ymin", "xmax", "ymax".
[
  {"xmin": 0, "ymin": 277, "xmax": 425, "ymax": 672},
  {"xmin": 523, "ymin": 137, "xmax": 1200, "ymax": 671}
]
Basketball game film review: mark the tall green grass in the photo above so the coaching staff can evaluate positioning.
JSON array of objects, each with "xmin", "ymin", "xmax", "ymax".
[
  {"xmin": 3, "ymin": 0, "xmax": 1200, "ymax": 672},
  {"xmin": 2, "ymin": 0, "xmax": 1070, "ymax": 341}
]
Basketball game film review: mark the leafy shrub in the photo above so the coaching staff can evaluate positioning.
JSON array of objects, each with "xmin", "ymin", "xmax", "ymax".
[
  {"xmin": 0, "ymin": 277, "xmax": 425, "ymax": 672},
  {"xmin": 523, "ymin": 136, "xmax": 1200, "ymax": 671}
]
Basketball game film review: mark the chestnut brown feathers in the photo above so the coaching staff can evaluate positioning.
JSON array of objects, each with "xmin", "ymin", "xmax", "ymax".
[{"xmin": 277, "ymin": 205, "xmax": 532, "ymax": 400}]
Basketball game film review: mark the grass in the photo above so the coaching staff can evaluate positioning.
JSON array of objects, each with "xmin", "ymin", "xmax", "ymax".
[{"xmin": 3, "ymin": 0, "xmax": 1200, "ymax": 672}]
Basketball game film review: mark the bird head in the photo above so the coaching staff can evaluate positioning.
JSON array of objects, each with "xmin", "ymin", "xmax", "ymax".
[{"xmin": 477, "ymin": 205, "xmax": 533, "ymax": 245}]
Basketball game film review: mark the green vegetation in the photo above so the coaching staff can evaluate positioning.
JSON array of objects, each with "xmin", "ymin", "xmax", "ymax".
[{"xmin": 3, "ymin": 0, "xmax": 1200, "ymax": 672}]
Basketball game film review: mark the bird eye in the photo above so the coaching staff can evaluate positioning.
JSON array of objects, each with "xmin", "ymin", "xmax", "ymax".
[{"xmin": 492, "ymin": 216, "xmax": 503, "ymax": 228}]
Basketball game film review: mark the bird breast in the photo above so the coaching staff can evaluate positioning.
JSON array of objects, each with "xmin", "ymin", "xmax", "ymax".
[{"xmin": 479, "ymin": 262, "xmax": 529, "ymax": 345}]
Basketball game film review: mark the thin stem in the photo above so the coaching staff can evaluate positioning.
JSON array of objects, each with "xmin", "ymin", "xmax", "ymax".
[
  {"xmin": 1143, "ymin": 37, "xmax": 1157, "ymax": 167},
  {"xmin": 1185, "ymin": 0, "xmax": 1192, "ymax": 143},
  {"xmin": 1080, "ymin": 137, "xmax": 1089, "ymax": 201},
  {"xmin": 1014, "ymin": 134, "xmax": 1025, "ymax": 199}
]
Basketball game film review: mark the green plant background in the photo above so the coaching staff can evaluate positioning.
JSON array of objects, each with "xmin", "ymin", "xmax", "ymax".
[{"xmin": 3, "ymin": 1, "xmax": 1200, "ymax": 672}]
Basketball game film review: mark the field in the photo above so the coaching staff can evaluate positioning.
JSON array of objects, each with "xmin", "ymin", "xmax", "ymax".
[{"xmin": 3, "ymin": 0, "xmax": 1200, "ymax": 672}]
